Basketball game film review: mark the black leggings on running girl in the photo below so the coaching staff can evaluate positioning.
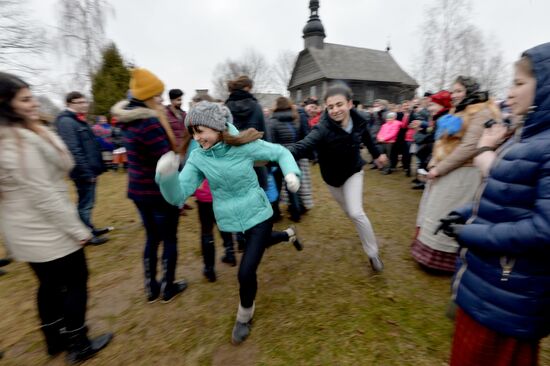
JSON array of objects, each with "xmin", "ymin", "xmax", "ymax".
[{"xmin": 238, "ymin": 219, "xmax": 289, "ymax": 308}]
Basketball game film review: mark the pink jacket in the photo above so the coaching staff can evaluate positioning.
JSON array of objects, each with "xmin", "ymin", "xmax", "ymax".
[
  {"xmin": 376, "ymin": 120, "xmax": 401, "ymax": 143},
  {"xmin": 195, "ymin": 179, "xmax": 213, "ymax": 203}
]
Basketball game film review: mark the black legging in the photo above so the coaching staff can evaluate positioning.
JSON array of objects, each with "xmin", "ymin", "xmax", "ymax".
[
  {"xmin": 238, "ymin": 219, "xmax": 289, "ymax": 307},
  {"xmin": 29, "ymin": 249, "xmax": 88, "ymax": 331}
]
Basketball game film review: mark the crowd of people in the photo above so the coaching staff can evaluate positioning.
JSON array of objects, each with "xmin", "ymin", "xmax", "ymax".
[{"xmin": 0, "ymin": 41, "xmax": 549, "ymax": 365}]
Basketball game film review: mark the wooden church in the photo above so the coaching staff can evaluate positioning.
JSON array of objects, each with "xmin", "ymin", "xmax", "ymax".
[{"xmin": 288, "ymin": 0, "xmax": 418, "ymax": 105}]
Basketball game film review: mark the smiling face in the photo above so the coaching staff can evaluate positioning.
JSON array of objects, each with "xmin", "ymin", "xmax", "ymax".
[
  {"xmin": 11, "ymin": 87, "xmax": 39, "ymax": 122},
  {"xmin": 325, "ymin": 94, "xmax": 352, "ymax": 124},
  {"xmin": 507, "ymin": 63, "xmax": 536, "ymax": 117},
  {"xmin": 192, "ymin": 125, "xmax": 222, "ymax": 149}
]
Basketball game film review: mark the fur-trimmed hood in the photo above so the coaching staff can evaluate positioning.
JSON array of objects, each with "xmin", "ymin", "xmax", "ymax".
[{"xmin": 110, "ymin": 100, "xmax": 158, "ymax": 123}]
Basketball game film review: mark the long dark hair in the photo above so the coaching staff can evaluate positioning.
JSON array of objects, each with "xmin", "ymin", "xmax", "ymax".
[
  {"xmin": 0, "ymin": 72, "xmax": 30, "ymax": 126},
  {"xmin": 0, "ymin": 72, "xmax": 64, "ymax": 159}
]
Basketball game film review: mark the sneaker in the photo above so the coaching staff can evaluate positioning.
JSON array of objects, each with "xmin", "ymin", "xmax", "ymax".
[
  {"xmin": 92, "ymin": 227, "xmax": 114, "ymax": 237},
  {"xmin": 203, "ymin": 267, "xmax": 217, "ymax": 282},
  {"xmin": 231, "ymin": 320, "xmax": 252, "ymax": 345},
  {"xmin": 287, "ymin": 225, "xmax": 303, "ymax": 251},
  {"xmin": 87, "ymin": 236, "xmax": 109, "ymax": 246},
  {"xmin": 369, "ymin": 256, "xmax": 384, "ymax": 273},
  {"xmin": 147, "ymin": 288, "xmax": 160, "ymax": 304},
  {"xmin": 161, "ymin": 280, "xmax": 188, "ymax": 303}
]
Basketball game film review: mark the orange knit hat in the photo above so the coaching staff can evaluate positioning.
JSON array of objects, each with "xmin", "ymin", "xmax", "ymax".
[{"xmin": 129, "ymin": 68, "xmax": 164, "ymax": 101}]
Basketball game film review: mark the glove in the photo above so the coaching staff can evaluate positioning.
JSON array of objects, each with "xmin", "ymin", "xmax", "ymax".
[
  {"xmin": 434, "ymin": 212, "xmax": 465, "ymax": 235},
  {"xmin": 441, "ymin": 223, "xmax": 464, "ymax": 238},
  {"xmin": 284, "ymin": 173, "xmax": 300, "ymax": 193},
  {"xmin": 156, "ymin": 151, "xmax": 180, "ymax": 177}
]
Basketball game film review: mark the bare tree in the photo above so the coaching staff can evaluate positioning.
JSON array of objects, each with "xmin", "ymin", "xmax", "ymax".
[
  {"xmin": 0, "ymin": 0, "xmax": 47, "ymax": 80},
  {"xmin": 414, "ymin": 0, "xmax": 508, "ymax": 96},
  {"xmin": 211, "ymin": 48, "xmax": 272, "ymax": 100},
  {"xmin": 56, "ymin": 0, "xmax": 114, "ymax": 92},
  {"xmin": 271, "ymin": 50, "xmax": 297, "ymax": 96}
]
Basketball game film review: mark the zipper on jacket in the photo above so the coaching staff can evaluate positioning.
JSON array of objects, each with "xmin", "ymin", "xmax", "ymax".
[
  {"xmin": 451, "ymin": 247, "xmax": 469, "ymax": 301},
  {"xmin": 499, "ymin": 256, "xmax": 516, "ymax": 282}
]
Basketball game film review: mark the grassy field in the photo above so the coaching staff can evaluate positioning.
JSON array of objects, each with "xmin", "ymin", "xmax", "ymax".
[{"xmin": 1, "ymin": 163, "xmax": 548, "ymax": 365}]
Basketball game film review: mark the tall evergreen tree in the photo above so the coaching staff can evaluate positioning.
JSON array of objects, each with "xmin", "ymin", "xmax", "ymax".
[{"xmin": 92, "ymin": 43, "xmax": 130, "ymax": 116}]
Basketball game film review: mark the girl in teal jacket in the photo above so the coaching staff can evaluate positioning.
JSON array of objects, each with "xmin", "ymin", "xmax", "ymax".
[{"xmin": 156, "ymin": 101, "xmax": 302, "ymax": 345}]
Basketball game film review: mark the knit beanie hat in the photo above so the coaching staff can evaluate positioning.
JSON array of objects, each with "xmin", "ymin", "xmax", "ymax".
[
  {"xmin": 129, "ymin": 68, "xmax": 164, "ymax": 101},
  {"xmin": 185, "ymin": 101, "xmax": 230, "ymax": 131},
  {"xmin": 430, "ymin": 90, "xmax": 452, "ymax": 109}
]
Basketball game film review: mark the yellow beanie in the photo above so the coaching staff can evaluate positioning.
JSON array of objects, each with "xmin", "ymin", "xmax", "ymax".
[{"xmin": 129, "ymin": 68, "xmax": 164, "ymax": 101}]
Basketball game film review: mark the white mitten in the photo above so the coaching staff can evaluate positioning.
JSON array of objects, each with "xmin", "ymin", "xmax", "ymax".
[
  {"xmin": 156, "ymin": 151, "xmax": 180, "ymax": 177},
  {"xmin": 284, "ymin": 173, "xmax": 300, "ymax": 193}
]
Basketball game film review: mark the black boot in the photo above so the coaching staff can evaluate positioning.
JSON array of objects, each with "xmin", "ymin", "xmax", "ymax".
[
  {"xmin": 220, "ymin": 231, "xmax": 237, "ymax": 266},
  {"xmin": 236, "ymin": 233, "xmax": 246, "ymax": 253},
  {"xmin": 201, "ymin": 235, "xmax": 217, "ymax": 282},
  {"xmin": 41, "ymin": 318, "xmax": 66, "ymax": 356},
  {"xmin": 143, "ymin": 257, "xmax": 160, "ymax": 303},
  {"xmin": 64, "ymin": 326, "xmax": 113, "ymax": 364},
  {"xmin": 161, "ymin": 257, "xmax": 187, "ymax": 303}
]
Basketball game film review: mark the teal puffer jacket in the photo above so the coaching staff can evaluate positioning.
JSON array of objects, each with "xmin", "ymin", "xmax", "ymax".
[{"xmin": 157, "ymin": 124, "xmax": 301, "ymax": 232}]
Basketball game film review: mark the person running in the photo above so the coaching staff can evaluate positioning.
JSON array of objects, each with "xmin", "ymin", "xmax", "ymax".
[
  {"xmin": 156, "ymin": 101, "xmax": 302, "ymax": 345},
  {"xmin": 288, "ymin": 83, "xmax": 387, "ymax": 272},
  {"xmin": 0, "ymin": 72, "xmax": 112, "ymax": 364}
]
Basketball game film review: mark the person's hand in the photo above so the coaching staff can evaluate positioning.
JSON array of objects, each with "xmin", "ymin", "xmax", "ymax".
[
  {"xmin": 374, "ymin": 154, "xmax": 388, "ymax": 169},
  {"xmin": 427, "ymin": 167, "xmax": 439, "ymax": 180},
  {"xmin": 434, "ymin": 212, "xmax": 465, "ymax": 235},
  {"xmin": 285, "ymin": 173, "xmax": 300, "ymax": 193},
  {"xmin": 156, "ymin": 151, "xmax": 180, "ymax": 177},
  {"xmin": 478, "ymin": 123, "xmax": 508, "ymax": 149},
  {"xmin": 441, "ymin": 223, "xmax": 464, "ymax": 238},
  {"xmin": 79, "ymin": 234, "xmax": 92, "ymax": 246}
]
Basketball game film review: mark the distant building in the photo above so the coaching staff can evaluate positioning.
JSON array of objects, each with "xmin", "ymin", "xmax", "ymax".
[
  {"xmin": 254, "ymin": 92, "xmax": 283, "ymax": 109},
  {"xmin": 288, "ymin": 0, "xmax": 418, "ymax": 105}
]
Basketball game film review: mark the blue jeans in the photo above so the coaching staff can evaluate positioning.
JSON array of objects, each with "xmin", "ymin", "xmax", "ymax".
[
  {"xmin": 74, "ymin": 179, "xmax": 96, "ymax": 229},
  {"xmin": 134, "ymin": 200, "xmax": 180, "ymax": 297}
]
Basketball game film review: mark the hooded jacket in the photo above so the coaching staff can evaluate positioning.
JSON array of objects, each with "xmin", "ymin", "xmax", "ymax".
[
  {"xmin": 288, "ymin": 108, "xmax": 381, "ymax": 187},
  {"xmin": 157, "ymin": 123, "xmax": 300, "ymax": 233},
  {"xmin": 225, "ymin": 90, "xmax": 266, "ymax": 133},
  {"xmin": 111, "ymin": 100, "xmax": 171, "ymax": 203},
  {"xmin": 451, "ymin": 42, "xmax": 550, "ymax": 340}
]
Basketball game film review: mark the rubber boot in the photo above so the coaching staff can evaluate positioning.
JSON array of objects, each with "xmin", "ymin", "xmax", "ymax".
[
  {"xmin": 143, "ymin": 257, "xmax": 159, "ymax": 303},
  {"xmin": 201, "ymin": 235, "xmax": 216, "ymax": 282},
  {"xmin": 221, "ymin": 231, "xmax": 237, "ymax": 266},
  {"xmin": 64, "ymin": 325, "xmax": 113, "ymax": 364},
  {"xmin": 41, "ymin": 318, "xmax": 66, "ymax": 356}
]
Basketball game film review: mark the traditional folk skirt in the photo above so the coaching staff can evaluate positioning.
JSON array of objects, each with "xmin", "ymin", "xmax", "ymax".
[
  {"xmin": 450, "ymin": 308, "xmax": 539, "ymax": 366},
  {"xmin": 413, "ymin": 166, "xmax": 481, "ymax": 271}
]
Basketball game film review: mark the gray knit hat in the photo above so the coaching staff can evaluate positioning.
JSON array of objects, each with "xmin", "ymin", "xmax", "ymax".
[{"xmin": 185, "ymin": 101, "xmax": 231, "ymax": 131}]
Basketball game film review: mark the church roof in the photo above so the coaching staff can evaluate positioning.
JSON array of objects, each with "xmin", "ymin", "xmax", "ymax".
[{"xmin": 290, "ymin": 43, "xmax": 418, "ymax": 88}]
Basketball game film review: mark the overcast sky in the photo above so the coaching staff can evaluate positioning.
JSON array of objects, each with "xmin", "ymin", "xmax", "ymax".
[{"xmin": 25, "ymin": 0, "xmax": 550, "ymax": 105}]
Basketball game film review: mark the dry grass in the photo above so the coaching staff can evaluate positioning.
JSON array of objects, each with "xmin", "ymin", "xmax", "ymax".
[{"xmin": 0, "ymin": 164, "xmax": 548, "ymax": 365}]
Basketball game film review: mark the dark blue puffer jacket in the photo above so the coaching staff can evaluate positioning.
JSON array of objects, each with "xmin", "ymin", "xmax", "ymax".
[{"xmin": 452, "ymin": 42, "xmax": 550, "ymax": 340}]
